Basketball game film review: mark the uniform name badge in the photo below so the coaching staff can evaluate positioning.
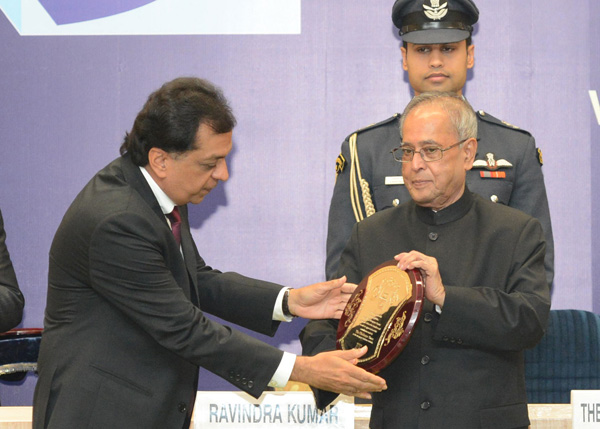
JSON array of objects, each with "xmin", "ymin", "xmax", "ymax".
[{"xmin": 336, "ymin": 261, "xmax": 424, "ymax": 373}]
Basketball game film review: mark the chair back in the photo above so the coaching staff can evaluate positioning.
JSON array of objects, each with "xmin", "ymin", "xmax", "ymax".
[
  {"xmin": 524, "ymin": 310, "xmax": 600, "ymax": 403},
  {"xmin": 0, "ymin": 328, "xmax": 43, "ymax": 382}
]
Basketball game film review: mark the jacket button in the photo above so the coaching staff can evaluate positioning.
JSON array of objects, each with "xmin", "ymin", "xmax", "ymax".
[
  {"xmin": 442, "ymin": 336, "xmax": 449, "ymax": 342},
  {"xmin": 229, "ymin": 370, "xmax": 235, "ymax": 379},
  {"xmin": 178, "ymin": 402, "xmax": 187, "ymax": 413},
  {"xmin": 392, "ymin": 199, "xmax": 400, "ymax": 207},
  {"xmin": 428, "ymin": 232, "xmax": 438, "ymax": 241},
  {"xmin": 457, "ymin": 338, "xmax": 463, "ymax": 345},
  {"xmin": 241, "ymin": 378, "xmax": 247, "ymax": 385},
  {"xmin": 423, "ymin": 313, "xmax": 433, "ymax": 323},
  {"xmin": 491, "ymin": 195, "xmax": 499, "ymax": 203},
  {"xmin": 420, "ymin": 401, "xmax": 431, "ymax": 410},
  {"xmin": 421, "ymin": 355, "xmax": 430, "ymax": 365},
  {"xmin": 248, "ymin": 380, "xmax": 254, "ymax": 388}
]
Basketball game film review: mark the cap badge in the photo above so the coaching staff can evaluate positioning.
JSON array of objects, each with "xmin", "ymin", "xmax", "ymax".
[
  {"xmin": 423, "ymin": 0, "xmax": 448, "ymax": 21},
  {"xmin": 472, "ymin": 153, "xmax": 513, "ymax": 170}
]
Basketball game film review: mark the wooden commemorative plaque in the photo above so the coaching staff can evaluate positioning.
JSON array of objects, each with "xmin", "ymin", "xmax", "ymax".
[{"xmin": 336, "ymin": 260, "xmax": 424, "ymax": 373}]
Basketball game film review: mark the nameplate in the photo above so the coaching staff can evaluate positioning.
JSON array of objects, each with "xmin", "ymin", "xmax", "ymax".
[
  {"xmin": 385, "ymin": 176, "xmax": 404, "ymax": 185},
  {"xmin": 572, "ymin": 390, "xmax": 600, "ymax": 427},
  {"xmin": 194, "ymin": 391, "xmax": 354, "ymax": 429}
]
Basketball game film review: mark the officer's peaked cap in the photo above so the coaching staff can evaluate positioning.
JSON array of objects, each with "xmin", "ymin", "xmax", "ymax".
[{"xmin": 392, "ymin": 0, "xmax": 479, "ymax": 44}]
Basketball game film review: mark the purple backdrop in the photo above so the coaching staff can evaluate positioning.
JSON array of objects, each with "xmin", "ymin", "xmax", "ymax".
[{"xmin": 0, "ymin": 0, "xmax": 597, "ymax": 405}]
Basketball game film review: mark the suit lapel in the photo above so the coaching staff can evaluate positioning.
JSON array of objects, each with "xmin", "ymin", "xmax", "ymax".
[
  {"xmin": 119, "ymin": 155, "xmax": 199, "ymax": 305},
  {"xmin": 179, "ymin": 206, "xmax": 199, "ymax": 299}
]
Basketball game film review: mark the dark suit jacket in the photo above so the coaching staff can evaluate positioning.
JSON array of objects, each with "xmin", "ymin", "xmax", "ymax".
[
  {"xmin": 302, "ymin": 191, "xmax": 550, "ymax": 429},
  {"xmin": 33, "ymin": 156, "xmax": 286, "ymax": 429},
  {"xmin": 325, "ymin": 112, "xmax": 554, "ymax": 288},
  {"xmin": 0, "ymin": 209, "xmax": 24, "ymax": 333}
]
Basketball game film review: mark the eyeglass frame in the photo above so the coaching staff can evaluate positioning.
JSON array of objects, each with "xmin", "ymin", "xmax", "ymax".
[{"xmin": 390, "ymin": 138, "xmax": 469, "ymax": 163}]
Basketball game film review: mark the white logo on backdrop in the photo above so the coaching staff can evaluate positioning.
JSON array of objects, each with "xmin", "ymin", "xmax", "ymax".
[
  {"xmin": 590, "ymin": 90, "xmax": 600, "ymax": 126},
  {"xmin": 423, "ymin": 0, "xmax": 448, "ymax": 20},
  {"xmin": 0, "ymin": 0, "xmax": 301, "ymax": 36}
]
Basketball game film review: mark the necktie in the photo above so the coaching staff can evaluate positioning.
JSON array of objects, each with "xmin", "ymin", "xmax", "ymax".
[{"xmin": 166, "ymin": 207, "xmax": 181, "ymax": 246}]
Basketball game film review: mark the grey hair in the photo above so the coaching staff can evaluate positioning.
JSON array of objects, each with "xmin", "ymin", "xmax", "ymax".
[{"xmin": 399, "ymin": 92, "xmax": 478, "ymax": 141}]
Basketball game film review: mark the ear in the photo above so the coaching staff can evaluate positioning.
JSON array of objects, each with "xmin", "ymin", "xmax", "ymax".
[
  {"xmin": 401, "ymin": 46, "xmax": 409, "ymax": 71},
  {"xmin": 463, "ymin": 137, "xmax": 477, "ymax": 170},
  {"xmin": 146, "ymin": 147, "xmax": 169, "ymax": 179},
  {"xmin": 466, "ymin": 44, "xmax": 475, "ymax": 70}
]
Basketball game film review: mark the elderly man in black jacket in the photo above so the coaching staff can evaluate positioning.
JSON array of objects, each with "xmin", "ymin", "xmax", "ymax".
[{"xmin": 301, "ymin": 92, "xmax": 550, "ymax": 429}]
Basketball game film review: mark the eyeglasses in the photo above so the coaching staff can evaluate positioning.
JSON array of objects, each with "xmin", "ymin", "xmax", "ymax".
[{"xmin": 391, "ymin": 139, "xmax": 468, "ymax": 163}]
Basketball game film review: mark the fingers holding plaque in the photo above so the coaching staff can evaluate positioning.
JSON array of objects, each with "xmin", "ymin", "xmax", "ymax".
[{"xmin": 336, "ymin": 260, "xmax": 424, "ymax": 374}]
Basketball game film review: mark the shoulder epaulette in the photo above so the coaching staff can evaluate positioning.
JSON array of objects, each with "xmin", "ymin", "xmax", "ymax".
[
  {"xmin": 346, "ymin": 114, "xmax": 400, "ymax": 140},
  {"xmin": 477, "ymin": 110, "xmax": 543, "ymax": 165},
  {"xmin": 476, "ymin": 110, "xmax": 532, "ymax": 136}
]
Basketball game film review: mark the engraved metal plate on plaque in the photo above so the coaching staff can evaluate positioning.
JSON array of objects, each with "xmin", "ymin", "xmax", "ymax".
[{"xmin": 336, "ymin": 260, "xmax": 424, "ymax": 373}]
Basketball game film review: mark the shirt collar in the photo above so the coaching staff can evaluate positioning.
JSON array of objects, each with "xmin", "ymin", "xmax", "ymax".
[{"xmin": 139, "ymin": 166, "xmax": 176, "ymax": 215}]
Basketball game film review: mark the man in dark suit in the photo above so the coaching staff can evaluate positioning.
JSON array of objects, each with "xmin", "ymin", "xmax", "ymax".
[
  {"xmin": 0, "ymin": 209, "xmax": 24, "ymax": 333},
  {"xmin": 33, "ymin": 77, "xmax": 386, "ymax": 429},
  {"xmin": 301, "ymin": 92, "xmax": 551, "ymax": 428},
  {"xmin": 326, "ymin": 0, "xmax": 554, "ymax": 288}
]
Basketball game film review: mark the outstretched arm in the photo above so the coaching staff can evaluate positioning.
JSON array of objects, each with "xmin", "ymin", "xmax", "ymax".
[{"xmin": 290, "ymin": 346, "xmax": 387, "ymax": 400}]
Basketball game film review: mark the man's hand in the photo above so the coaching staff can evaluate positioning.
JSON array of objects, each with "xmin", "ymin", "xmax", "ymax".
[
  {"xmin": 395, "ymin": 251, "xmax": 446, "ymax": 307},
  {"xmin": 288, "ymin": 277, "xmax": 356, "ymax": 319},
  {"xmin": 290, "ymin": 346, "xmax": 387, "ymax": 400}
]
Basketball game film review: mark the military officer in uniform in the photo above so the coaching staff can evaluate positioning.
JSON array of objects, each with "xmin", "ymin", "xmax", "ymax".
[{"xmin": 325, "ymin": 0, "xmax": 554, "ymax": 288}]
